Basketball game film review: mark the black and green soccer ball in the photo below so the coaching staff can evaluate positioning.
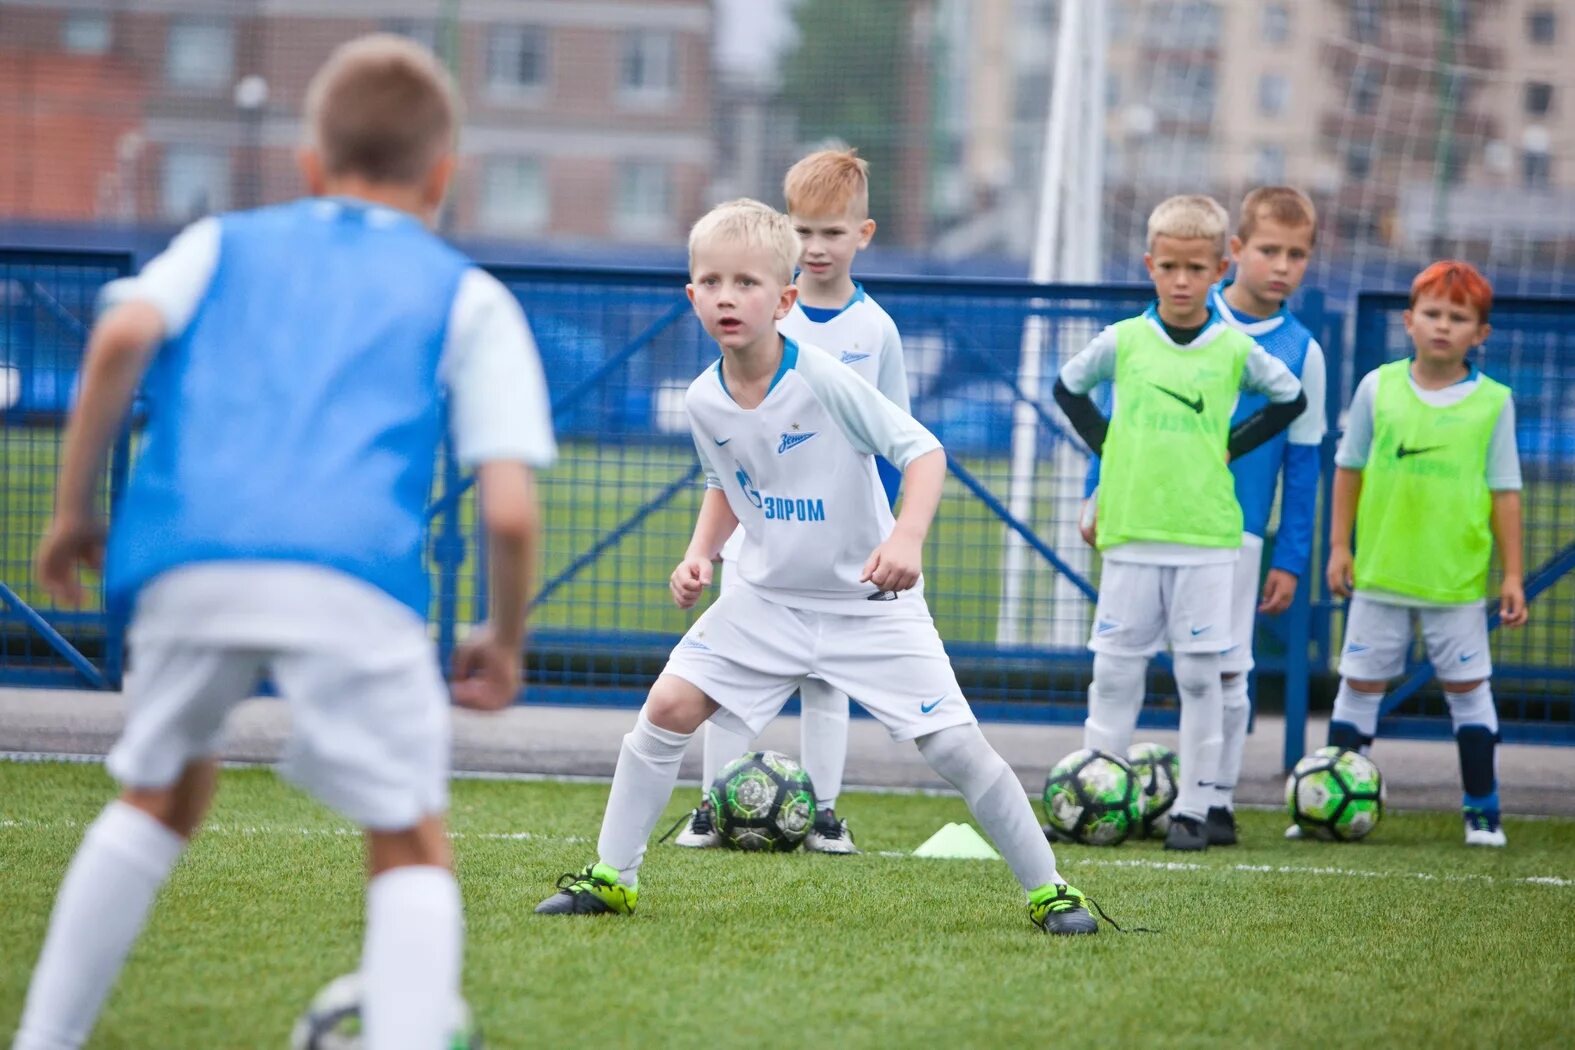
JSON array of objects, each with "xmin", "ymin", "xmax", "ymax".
[
  {"xmin": 290, "ymin": 972, "xmax": 482, "ymax": 1049},
  {"xmin": 1042, "ymin": 748, "xmax": 1142, "ymax": 846},
  {"xmin": 708, "ymin": 750, "xmax": 816, "ymax": 851},
  {"xmin": 1285, "ymin": 746, "xmax": 1385, "ymax": 841},
  {"xmin": 1126, "ymin": 741, "xmax": 1180, "ymax": 838}
]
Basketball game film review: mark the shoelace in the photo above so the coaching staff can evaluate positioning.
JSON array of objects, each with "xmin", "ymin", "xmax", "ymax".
[
  {"xmin": 1080, "ymin": 893, "xmax": 1158, "ymax": 934},
  {"xmin": 657, "ymin": 808, "xmax": 707, "ymax": 844},
  {"xmin": 554, "ymin": 869, "xmax": 593, "ymax": 892},
  {"xmin": 814, "ymin": 816, "xmax": 846, "ymax": 840}
]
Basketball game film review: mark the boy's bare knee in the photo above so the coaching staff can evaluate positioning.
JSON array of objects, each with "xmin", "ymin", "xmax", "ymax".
[
  {"xmin": 121, "ymin": 758, "xmax": 219, "ymax": 839},
  {"xmin": 367, "ymin": 814, "xmax": 452, "ymax": 875},
  {"xmin": 1442, "ymin": 679, "xmax": 1485, "ymax": 693},
  {"xmin": 1347, "ymin": 678, "xmax": 1388, "ymax": 693},
  {"xmin": 644, "ymin": 675, "xmax": 717, "ymax": 734}
]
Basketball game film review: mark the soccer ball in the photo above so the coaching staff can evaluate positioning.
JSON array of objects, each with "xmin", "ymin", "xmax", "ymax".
[
  {"xmin": 1126, "ymin": 742, "xmax": 1180, "ymax": 838},
  {"xmin": 708, "ymin": 750, "xmax": 816, "ymax": 851},
  {"xmin": 1042, "ymin": 748, "xmax": 1142, "ymax": 846},
  {"xmin": 1285, "ymin": 746, "xmax": 1385, "ymax": 841},
  {"xmin": 289, "ymin": 972, "xmax": 482, "ymax": 1050}
]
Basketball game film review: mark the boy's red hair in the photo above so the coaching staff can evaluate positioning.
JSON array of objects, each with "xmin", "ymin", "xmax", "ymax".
[{"xmin": 1410, "ymin": 260, "xmax": 1493, "ymax": 321}]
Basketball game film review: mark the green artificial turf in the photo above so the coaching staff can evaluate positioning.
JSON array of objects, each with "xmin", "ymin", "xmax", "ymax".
[{"xmin": 2, "ymin": 762, "xmax": 1572, "ymax": 1049}]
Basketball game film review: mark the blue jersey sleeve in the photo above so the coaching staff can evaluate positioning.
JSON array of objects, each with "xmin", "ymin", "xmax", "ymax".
[
  {"xmin": 1081, "ymin": 380, "xmax": 1111, "ymax": 496},
  {"xmin": 876, "ymin": 456, "xmax": 902, "ymax": 508},
  {"xmin": 1270, "ymin": 442, "xmax": 1321, "ymax": 576}
]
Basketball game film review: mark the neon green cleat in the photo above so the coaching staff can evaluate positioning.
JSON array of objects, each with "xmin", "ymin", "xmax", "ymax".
[
  {"xmin": 1028, "ymin": 883, "xmax": 1098, "ymax": 935},
  {"xmin": 534, "ymin": 862, "xmax": 638, "ymax": 915}
]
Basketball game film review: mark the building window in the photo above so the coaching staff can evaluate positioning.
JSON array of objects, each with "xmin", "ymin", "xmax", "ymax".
[
  {"xmin": 1352, "ymin": 64, "xmax": 1382, "ymax": 116},
  {"xmin": 487, "ymin": 26, "xmax": 549, "ymax": 95},
  {"xmin": 1261, "ymin": 3, "xmax": 1290, "ymax": 44},
  {"xmin": 162, "ymin": 146, "xmax": 230, "ymax": 221},
  {"xmin": 167, "ymin": 20, "xmax": 234, "ymax": 89},
  {"xmin": 62, "ymin": 13, "xmax": 112, "ymax": 55},
  {"xmin": 481, "ymin": 159, "xmax": 548, "ymax": 234},
  {"xmin": 1525, "ymin": 81, "xmax": 1554, "ymax": 117},
  {"xmin": 1253, "ymin": 144, "xmax": 1285, "ymax": 184},
  {"xmin": 1351, "ymin": 0, "xmax": 1381, "ymax": 41},
  {"xmin": 615, "ymin": 162, "xmax": 671, "ymax": 238},
  {"xmin": 1523, "ymin": 149, "xmax": 1551, "ymax": 187},
  {"xmin": 1527, "ymin": 8, "xmax": 1556, "ymax": 44},
  {"xmin": 620, "ymin": 32, "xmax": 676, "ymax": 104},
  {"xmin": 384, "ymin": 19, "xmax": 439, "ymax": 54},
  {"xmin": 1346, "ymin": 142, "xmax": 1373, "ymax": 181},
  {"xmin": 1258, "ymin": 73, "xmax": 1289, "ymax": 117}
]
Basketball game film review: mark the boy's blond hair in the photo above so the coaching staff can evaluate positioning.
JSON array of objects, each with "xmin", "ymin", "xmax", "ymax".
[
  {"xmin": 783, "ymin": 148, "xmax": 870, "ymax": 219},
  {"xmin": 1238, "ymin": 186, "xmax": 1319, "ymax": 244},
  {"xmin": 688, "ymin": 199, "xmax": 803, "ymax": 285},
  {"xmin": 1146, "ymin": 194, "xmax": 1231, "ymax": 257},
  {"xmin": 304, "ymin": 33, "xmax": 459, "ymax": 184}
]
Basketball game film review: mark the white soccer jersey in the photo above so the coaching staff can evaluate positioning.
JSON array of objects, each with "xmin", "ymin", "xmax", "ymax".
[
  {"xmin": 687, "ymin": 339, "xmax": 940, "ymax": 614},
  {"xmin": 778, "ymin": 285, "xmax": 911, "ymax": 411}
]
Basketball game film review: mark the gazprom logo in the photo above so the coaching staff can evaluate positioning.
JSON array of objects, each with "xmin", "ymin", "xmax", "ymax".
[
  {"xmin": 777, "ymin": 431, "xmax": 818, "ymax": 454},
  {"xmin": 735, "ymin": 466, "xmax": 763, "ymax": 508},
  {"xmin": 764, "ymin": 496, "xmax": 825, "ymax": 522},
  {"xmin": 840, "ymin": 350, "xmax": 871, "ymax": 365}
]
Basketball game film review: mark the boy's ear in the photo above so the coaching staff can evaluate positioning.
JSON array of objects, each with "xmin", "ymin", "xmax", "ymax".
[
  {"xmin": 1401, "ymin": 309, "xmax": 1415, "ymax": 335},
  {"xmin": 297, "ymin": 148, "xmax": 327, "ymax": 195},
  {"xmin": 1228, "ymin": 234, "xmax": 1245, "ymax": 263},
  {"xmin": 422, "ymin": 154, "xmax": 458, "ymax": 214},
  {"xmin": 1475, "ymin": 322, "xmax": 1492, "ymax": 347},
  {"xmin": 775, "ymin": 281, "xmax": 799, "ymax": 320},
  {"xmin": 685, "ymin": 282, "xmax": 698, "ymax": 306},
  {"xmin": 1143, "ymin": 251, "xmax": 1156, "ymax": 279},
  {"xmin": 858, "ymin": 218, "xmax": 877, "ymax": 248},
  {"xmin": 1213, "ymin": 256, "xmax": 1231, "ymax": 281}
]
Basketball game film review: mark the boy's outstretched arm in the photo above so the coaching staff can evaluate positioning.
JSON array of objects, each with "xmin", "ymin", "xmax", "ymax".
[
  {"xmin": 671, "ymin": 488, "xmax": 739, "ymax": 609},
  {"xmin": 863, "ymin": 447, "xmax": 944, "ymax": 592},
  {"xmin": 1491, "ymin": 491, "xmax": 1528, "ymax": 627},
  {"xmin": 453, "ymin": 461, "xmax": 542, "ymax": 710},
  {"xmin": 1325, "ymin": 467, "xmax": 1362, "ymax": 598},
  {"xmin": 36, "ymin": 302, "xmax": 165, "ymax": 606}
]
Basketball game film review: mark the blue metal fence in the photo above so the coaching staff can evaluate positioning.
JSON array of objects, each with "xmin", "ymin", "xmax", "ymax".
[{"xmin": 3, "ymin": 250, "xmax": 1572, "ymax": 761}]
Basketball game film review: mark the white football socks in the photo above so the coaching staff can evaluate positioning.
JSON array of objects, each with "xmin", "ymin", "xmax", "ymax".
[
  {"xmin": 14, "ymin": 801, "xmax": 185, "ymax": 1050},
  {"xmin": 1083, "ymin": 652, "xmax": 1147, "ymax": 755},
  {"xmin": 361, "ymin": 866, "xmax": 462, "ymax": 1050},
  {"xmin": 1214, "ymin": 673, "xmax": 1251, "ymax": 811},
  {"xmin": 917, "ymin": 724, "xmax": 1060, "ymax": 890},
  {"xmin": 798, "ymin": 678, "xmax": 850, "ymax": 811},
  {"xmin": 598, "ymin": 710, "xmax": 693, "ymax": 884},
  {"xmin": 1172, "ymin": 652, "xmax": 1224, "ymax": 822}
]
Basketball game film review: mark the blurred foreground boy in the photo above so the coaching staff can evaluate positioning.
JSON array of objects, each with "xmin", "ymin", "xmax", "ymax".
[{"xmin": 15, "ymin": 35, "xmax": 554, "ymax": 1050}]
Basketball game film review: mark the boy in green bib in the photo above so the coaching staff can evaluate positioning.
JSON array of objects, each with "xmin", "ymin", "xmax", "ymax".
[
  {"xmin": 1313, "ymin": 260, "xmax": 1527, "ymax": 848},
  {"xmin": 1053, "ymin": 195, "xmax": 1307, "ymax": 851}
]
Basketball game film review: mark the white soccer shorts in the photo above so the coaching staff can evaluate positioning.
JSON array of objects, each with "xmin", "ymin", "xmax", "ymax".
[
  {"xmin": 1220, "ymin": 534, "xmax": 1265, "ymax": 674},
  {"xmin": 1087, "ymin": 559, "xmax": 1235, "ymax": 657},
  {"xmin": 1337, "ymin": 592, "xmax": 1493, "ymax": 683},
  {"xmin": 662, "ymin": 584, "xmax": 976, "ymax": 742},
  {"xmin": 108, "ymin": 633, "xmax": 451, "ymax": 831}
]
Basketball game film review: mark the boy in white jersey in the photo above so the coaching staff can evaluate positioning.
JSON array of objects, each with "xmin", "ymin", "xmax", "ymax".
[
  {"xmin": 1302, "ymin": 260, "xmax": 1526, "ymax": 847},
  {"xmin": 1053, "ymin": 195, "xmax": 1306, "ymax": 852},
  {"xmin": 677, "ymin": 148, "xmax": 909, "ymax": 854},
  {"xmin": 536, "ymin": 200, "xmax": 1104, "ymax": 935},
  {"xmin": 14, "ymin": 37, "xmax": 555, "ymax": 1050}
]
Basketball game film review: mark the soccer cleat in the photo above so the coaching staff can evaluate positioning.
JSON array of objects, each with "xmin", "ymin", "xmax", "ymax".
[
  {"xmin": 1284, "ymin": 823, "xmax": 1304, "ymax": 840},
  {"xmin": 803, "ymin": 808, "xmax": 860, "ymax": 854},
  {"xmin": 674, "ymin": 801, "xmax": 721, "ymax": 848},
  {"xmin": 1028, "ymin": 883, "xmax": 1098, "ymax": 935},
  {"xmin": 1204, "ymin": 806, "xmax": 1238, "ymax": 846},
  {"xmin": 533, "ymin": 863, "xmax": 638, "ymax": 915},
  {"xmin": 1164, "ymin": 814, "xmax": 1209, "ymax": 851},
  {"xmin": 1463, "ymin": 808, "xmax": 1507, "ymax": 847}
]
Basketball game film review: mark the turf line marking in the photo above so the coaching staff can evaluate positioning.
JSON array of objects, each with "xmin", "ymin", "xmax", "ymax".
[{"xmin": 2, "ymin": 818, "xmax": 1567, "ymax": 887}]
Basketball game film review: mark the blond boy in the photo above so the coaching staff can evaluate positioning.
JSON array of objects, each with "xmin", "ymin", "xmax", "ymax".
[
  {"xmin": 536, "ymin": 200, "xmax": 1101, "ymax": 935},
  {"xmin": 680, "ymin": 149, "xmax": 910, "ymax": 854},
  {"xmin": 15, "ymin": 35, "xmax": 554, "ymax": 1050},
  {"xmin": 1053, "ymin": 195, "xmax": 1305, "ymax": 851}
]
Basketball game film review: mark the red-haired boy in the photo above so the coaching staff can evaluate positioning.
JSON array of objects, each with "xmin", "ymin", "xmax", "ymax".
[{"xmin": 1311, "ymin": 260, "xmax": 1526, "ymax": 846}]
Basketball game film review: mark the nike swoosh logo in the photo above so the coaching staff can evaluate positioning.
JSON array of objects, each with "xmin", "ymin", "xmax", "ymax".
[
  {"xmin": 1459, "ymin": 651, "xmax": 1478, "ymax": 663},
  {"xmin": 714, "ymin": 437, "xmax": 731, "ymax": 446},
  {"xmin": 1396, "ymin": 443, "xmax": 1441, "ymax": 459},
  {"xmin": 1190, "ymin": 625, "xmax": 1212, "ymax": 636},
  {"xmin": 920, "ymin": 697, "xmax": 945, "ymax": 713},
  {"xmin": 1346, "ymin": 643, "xmax": 1370, "ymax": 653},
  {"xmin": 1152, "ymin": 383, "xmax": 1204, "ymax": 414}
]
